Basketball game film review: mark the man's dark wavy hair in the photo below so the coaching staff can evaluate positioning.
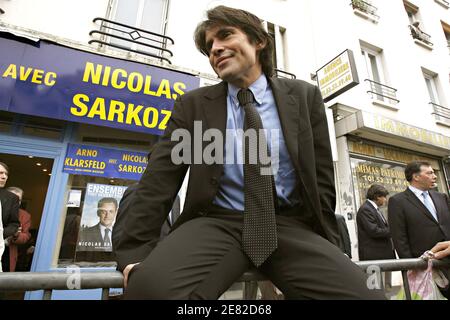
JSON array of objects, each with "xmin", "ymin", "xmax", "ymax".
[{"xmin": 194, "ymin": 5, "xmax": 274, "ymax": 77}]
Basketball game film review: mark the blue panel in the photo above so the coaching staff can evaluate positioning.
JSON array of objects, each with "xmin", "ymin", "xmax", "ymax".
[
  {"xmin": 63, "ymin": 143, "xmax": 148, "ymax": 180},
  {"xmin": 0, "ymin": 32, "xmax": 200, "ymax": 135}
]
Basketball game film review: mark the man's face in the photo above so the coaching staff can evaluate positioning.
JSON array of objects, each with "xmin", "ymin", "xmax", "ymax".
[
  {"xmin": 205, "ymin": 25, "xmax": 263, "ymax": 87},
  {"xmin": 0, "ymin": 164, "xmax": 8, "ymax": 188},
  {"xmin": 375, "ymin": 196, "xmax": 387, "ymax": 207},
  {"xmin": 413, "ymin": 165, "xmax": 437, "ymax": 190},
  {"xmin": 97, "ymin": 202, "xmax": 117, "ymax": 228}
]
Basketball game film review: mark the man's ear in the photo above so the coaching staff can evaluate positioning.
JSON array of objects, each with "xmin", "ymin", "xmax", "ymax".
[{"xmin": 257, "ymin": 39, "xmax": 267, "ymax": 50}]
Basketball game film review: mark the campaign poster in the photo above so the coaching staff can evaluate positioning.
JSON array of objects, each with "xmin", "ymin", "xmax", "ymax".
[{"xmin": 76, "ymin": 183, "xmax": 127, "ymax": 252}]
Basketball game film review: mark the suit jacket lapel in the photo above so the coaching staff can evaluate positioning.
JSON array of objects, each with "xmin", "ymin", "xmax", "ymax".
[
  {"xmin": 429, "ymin": 191, "xmax": 444, "ymax": 222},
  {"xmin": 404, "ymin": 188, "xmax": 439, "ymax": 224},
  {"xmin": 367, "ymin": 201, "xmax": 387, "ymax": 226},
  {"xmin": 202, "ymin": 81, "xmax": 227, "ymax": 136},
  {"xmin": 268, "ymin": 77, "xmax": 300, "ymax": 173}
]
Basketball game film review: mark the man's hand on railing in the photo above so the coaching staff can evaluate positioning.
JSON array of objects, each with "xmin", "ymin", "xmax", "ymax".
[
  {"xmin": 430, "ymin": 241, "xmax": 450, "ymax": 260},
  {"xmin": 123, "ymin": 263, "xmax": 140, "ymax": 289}
]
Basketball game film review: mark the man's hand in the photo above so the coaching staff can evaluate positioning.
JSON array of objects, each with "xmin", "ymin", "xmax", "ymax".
[
  {"xmin": 12, "ymin": 226, "xmax": 22, "ymax": 240},
  {"xmin": 430, "ymin": 241, "xmax": 450, "ymax": 260},
  {"xmin": 123, "ymin": 263, "xmax": 140, "ymax": 289}
]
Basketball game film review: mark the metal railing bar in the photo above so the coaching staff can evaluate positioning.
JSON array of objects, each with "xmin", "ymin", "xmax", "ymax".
[
  {"xmin": 364, "ymin": 79, "xmax": 397, "ymax": 92},
  {"xmin": 92, "ymin": 17, "xmax": 174, "ymax": 44},
  {"xmin": 88, "ymin": 39, "xmax": 172, "ymax": 64},
  {"xmin": 98, "ymin": 25, "xmax": 168, "ymax": 47},
  {"xmin": 89, "ymin": 30, "xmax": 173, "ymax": 57}
]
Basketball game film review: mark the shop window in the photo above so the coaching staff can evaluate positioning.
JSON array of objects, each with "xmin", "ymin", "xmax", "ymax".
[{"xmin": 57, "ymin": 174, "xmax": 136, "ymax": 268}]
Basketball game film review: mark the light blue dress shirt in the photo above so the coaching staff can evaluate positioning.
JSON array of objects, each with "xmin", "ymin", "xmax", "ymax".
[
  {"xmin": 213, "ymin": 75, "xmax": 299, "ymax": 211},
  {"xmin": 408, "ymin": 186, "xmax": 438, "ymax": 221}
]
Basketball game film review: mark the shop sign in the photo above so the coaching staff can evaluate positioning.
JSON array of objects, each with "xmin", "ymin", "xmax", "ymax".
[
  {"xmin": 364, "ymin": 113, "xmax": 450, "ymax": 150},
  {"xmin": 0, "ymin": 33, "xmax": 200, "ymax": 135},
  {"xmin": 316, "ymin": 49, "xmax": 359, "ymax": 103},
  {"xmin": 63, "ymin": 143, "xmax": 148, "ymax": 180}
]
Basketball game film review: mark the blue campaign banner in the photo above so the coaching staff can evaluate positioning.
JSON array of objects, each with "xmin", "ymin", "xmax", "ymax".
[
  {"xmin": 63, "ymin": 143, "xmax": 148, "ymax": 180},
  {"xmin": 0, "ymin": 33, "xmax": 200, "ymax": 135}
]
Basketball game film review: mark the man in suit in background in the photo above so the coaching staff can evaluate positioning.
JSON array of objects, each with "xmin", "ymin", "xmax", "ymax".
[
  {"xmin": 357, "ymin": 184, "xmax": 395, "ymax": 261},
  {"xmin": 77, "ymin": 197, "xmax": 118, "ymax": 252},
  {"xmin": 0, "ymin": 162, "xmax": 19, "ymax": 272},
  {"xmin": 116, "ymin": 5, "xmax": 385, "ymax": 299},
  {"xmin": 388, "ymin": 161, "xmax": 450, "ymax": 297}
]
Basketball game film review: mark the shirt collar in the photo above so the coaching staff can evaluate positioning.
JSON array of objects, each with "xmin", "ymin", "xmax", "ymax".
[
  {"xmin": 228, "ymin": 74, "xmax": 267, "ymax": 108},
  {"xmin": 409, "ymin": 185, "xmax": 428, "ymax": 197},
  {"xmin": 367, "ymin": 199, "xmax": 378, "ymax": 210}
]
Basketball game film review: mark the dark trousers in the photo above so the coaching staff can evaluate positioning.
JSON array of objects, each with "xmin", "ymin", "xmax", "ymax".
[{"xmin": 125, "ymin": 207, "xmax": 386, "ymax": 300}]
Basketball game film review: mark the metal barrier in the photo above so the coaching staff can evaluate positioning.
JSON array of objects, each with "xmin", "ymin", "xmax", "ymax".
[{"xmin": 0, "ymin": 258, "xmax": 448, "ymax": 300}]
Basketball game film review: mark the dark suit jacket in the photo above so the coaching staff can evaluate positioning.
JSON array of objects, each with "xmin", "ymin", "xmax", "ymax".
[
  {"xmin": 388, "ymin": 188, "xmax": 450, "ymax": 258},
  {"xmin": 0, "ymin": 188, "xmax": 20, "ymax": 238},
  {"xmin": 357, "ymin": 200, "xmax": 395, "ymax": 260},
  {"xmin": 77, "ymin": 223, "xmax": 111, "ymax": 252},
  {"xmin": 112, "ymin": 184, "xmax": 179, "ymax": 255},
  {"xmin": 335, "ymin": 214, "xmax": 352, "ymax": 259},
  {"xmin": 115, "ymin": 77, "xmax": 339, "ymax": 271}
]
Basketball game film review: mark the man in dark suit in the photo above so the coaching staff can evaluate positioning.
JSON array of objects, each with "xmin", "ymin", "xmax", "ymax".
[
  {"xmin": 77, "ymin": 197, "xmax": 118, "ymax": 252},
  {"xmin": 0, "ymin": 162, "xmax": 20, "ymax": 272},
  {"xmin": 388, "ymin": 161, "xmax": 450, "ymax": 259},
  {"xmin": 357, "ymin": 184, "xmax": 395, "ymax": 261},
  {"xmin": 115, "ymin": 6, "xmax": 384, "ymax": 299},
  {"xmin": 388, "ymin": 161, "xmax": 450, "ymax": 298}
]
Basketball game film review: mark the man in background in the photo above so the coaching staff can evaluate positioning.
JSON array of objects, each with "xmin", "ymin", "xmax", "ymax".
[
  {"xmin": 6, "ymin": 187, "xmax": 32, "ymax": 272},
  {"xmin": 0, "ymin": 162, "xmax": 19, "ymax": 272},
  {"xmin": 388, "ymin": 161, "xmax": 450, "ymax": 298},
  {"xmin": 357, "ymin": 184, "xmax": 395, "ymax": 261}
]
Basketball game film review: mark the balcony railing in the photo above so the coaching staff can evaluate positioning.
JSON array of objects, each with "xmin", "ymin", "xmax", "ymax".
[
  {"xmin": 89, "ymin": 17, "xmax": 174, "ymax": 64},
  {"xmin": 365, "ymin": 79, "xmax": 400, "ymax": 105},
  {"xmin": 408, "ymin": 24, "xmax": 433, "ymax": 47},
  {"xmin": 350, "ymin": 0, "xmax": 380, "ymax": 19},
  {"xmin": 431, "ymin": 102, "xmax": 450, "ymax": 126},
  {"xmin": 275, "ymin": 68, "xmax": 296, "ymax": 80}
]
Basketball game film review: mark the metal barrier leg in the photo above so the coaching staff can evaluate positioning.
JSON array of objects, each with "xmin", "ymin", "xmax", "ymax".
[
  {"xmin": 401, "ymin": 271, "xmax": 412, "ymax": 300},
  {"xmin": 243, "ymin": 281, "xmax": 258, "ymax": 300},
  {"xmin": 101, "ymin": 288, "xmax": 110, "ymax": 300},
  {"xmin": 43, "ymin": 290, "xmax": 52, "ymax": 300}
]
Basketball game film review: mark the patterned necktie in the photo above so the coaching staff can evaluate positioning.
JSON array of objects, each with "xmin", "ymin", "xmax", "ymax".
[
  {"xmin": 237, "ymin": 88, "xmax": 278, "ymax": 267},
  {"xmin": 104, "ymin": 228, "xmax": 111, "ymax": 246},
  {"xmin": 422, "ymin": 192, "xmax": 439, "ymax": 222}
]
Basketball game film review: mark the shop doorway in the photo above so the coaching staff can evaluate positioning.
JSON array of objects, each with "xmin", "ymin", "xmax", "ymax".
[{"xmin": 0, "ymin": 153, "xmax": 53, "ymax": 273}]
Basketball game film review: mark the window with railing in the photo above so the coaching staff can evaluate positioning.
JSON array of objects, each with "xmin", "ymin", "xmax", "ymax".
[
  {"xmin": 408, "ymin": 23, "xmax": 433, "ymax": 47},
  {"xmin": 89, "ymin": 0, "xmax": 173, "ymax": 63},
  {"xmin": 431, "ymin": 102, "xmax": 450, "ymax": 126},
  {"xmin": 364, "ymin": 79, "xmax": 399, "ymax": 105},
  {"xmin": 361, "ymin": 45, "xmax": 399, "ymax": 107},
  {"xmin": 89, "ymin": 17, "xmax": 174, "ymax": 64},
  {"xmin": 350, "ymin": 0, "xmax": 380, "ymax": 21}
]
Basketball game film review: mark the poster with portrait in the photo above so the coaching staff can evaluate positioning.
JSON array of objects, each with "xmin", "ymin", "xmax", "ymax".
[{"xmin": 76, "ymin": 183, "xmax": 128, "ymax": 252}]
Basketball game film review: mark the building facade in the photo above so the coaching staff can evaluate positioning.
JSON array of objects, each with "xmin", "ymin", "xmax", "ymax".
[{"xmin": 0, "ymin": 0, "xmax": 449, "ymax": 298}]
